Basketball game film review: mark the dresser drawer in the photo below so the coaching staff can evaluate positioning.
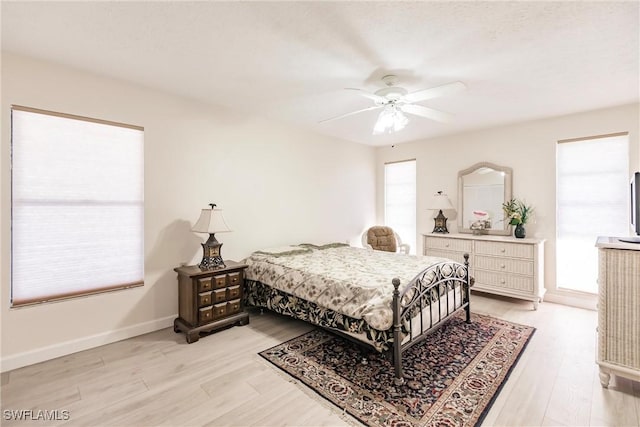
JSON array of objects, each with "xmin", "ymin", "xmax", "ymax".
[
  {"xmin": 212, "ymin": 302, "xmax": 227, "ymax": 319},
  {"xmin": 227, "ymin": 285, "xmax": 241, "ymax": 300},
  {"xmin": 424, "ymin": 249, "xmax": 469, "ymax": 264},
  {"xmin": 227, "ymin": 299, "xmax": 241, "ymax": 315},
  {"xmin": 199, "ymin": 306, "xmax": 213, "ymax": 324},
  {"xmin": 425, "ymin": 237, "xmax": 472, "ymax": 253},
  {"xmin": 197, "ymin": 277, "xmax": 213, "ymax": 292},
  {"xmin": 198, "ymin": 291, "xmax": 212, "ymax": 307},
  {"xmin": 475, "ymin": 255, "xmax": 533, "ymax": 275},
  {"xmin": 213, "ymin": 288, "xmax": 227, "ymax": 303},
  {"xmin": 474, "ymin": 270, "xmax": 534, "ymax": 292},
  {"xmin": 475, "ymin": 241, "xmax": 533, "ymax": 259},
  {"xmin": 213, "ymin": 274, "xmax": 227, "ymax": 289}
]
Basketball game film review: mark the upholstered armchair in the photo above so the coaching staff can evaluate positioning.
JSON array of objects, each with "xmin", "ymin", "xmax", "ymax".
[{"xmin": 361, "ymin": 226, "xmax": 410, "ymax": 254}]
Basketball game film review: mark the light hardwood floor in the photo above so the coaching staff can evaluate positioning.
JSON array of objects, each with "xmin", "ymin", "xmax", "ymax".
[{"xmin": 1, "ymin": 293, "xmax": 639, "ymax": 427}]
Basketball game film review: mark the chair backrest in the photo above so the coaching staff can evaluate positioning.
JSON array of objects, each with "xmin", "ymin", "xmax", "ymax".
[{"xmin": 364, "ymin": 226, "xmax": 397, "ymax": 253}]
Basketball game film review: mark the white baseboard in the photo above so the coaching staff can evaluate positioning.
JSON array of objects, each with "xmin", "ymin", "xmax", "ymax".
[
  {"xmin": 544, "ymin": 291, "xmax": 597, "ymax": 311},
  {"xmin": 1, "ymin": 315, "xmax": 176, "ymax": 373}
]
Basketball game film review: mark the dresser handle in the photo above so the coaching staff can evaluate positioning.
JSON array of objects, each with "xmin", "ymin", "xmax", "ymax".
[
  {"xmin": 500, "ymin": 279, "xmax": 506, "ymax": 284},
  {"xmin": 445, "ymin": 243, "xmax": 450, "ymax": 248},
  {"xmin": 500, "ymin": 264, "xmax": 506, "ymax": 269},
  {"xmin": 500, "ymin": 248, "xmax": 506, "ymax": 253}
]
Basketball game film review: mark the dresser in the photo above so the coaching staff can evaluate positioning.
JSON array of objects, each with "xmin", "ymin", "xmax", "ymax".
[
  {"xmin": 173, "ymin": 260, "xmax": 249, "ymax": 343},
  {"xmin": 423, "ymin": 233, "xmax": 545, "ymax": 309},
  {"xmin": 595, "ymin": 237, "xmax": 640, "ymax": 387}
]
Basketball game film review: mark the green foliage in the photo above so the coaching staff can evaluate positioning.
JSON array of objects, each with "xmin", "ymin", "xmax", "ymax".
[{"xmin": 502, "ymin": 198, "xmax": 534, "ymax": 225}]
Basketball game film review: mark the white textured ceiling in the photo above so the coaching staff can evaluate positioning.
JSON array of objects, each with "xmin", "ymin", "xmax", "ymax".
[{"xmin": 2, "ymin": 1, "xmax": 639, "ymax": 146}]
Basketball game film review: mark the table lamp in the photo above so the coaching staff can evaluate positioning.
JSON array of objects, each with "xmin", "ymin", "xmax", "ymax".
[
  {"xmin": 192, "ymin": 203, "xmax": 232, "ymax": 269},
  {"xmin": 429, "ymin": 191, "xmax": 454, "ymax": 233}
]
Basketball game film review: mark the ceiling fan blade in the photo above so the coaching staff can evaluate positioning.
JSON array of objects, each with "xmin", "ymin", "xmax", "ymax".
[
  {"xmin": 403, "ymin": 81, "xmax": 466, "ymax": 103},
  {"xmin": 400, "ymin": 104, "xmax": 454, "ymax": 123},
  {"xmin": 345, "ymin": 88, "xmax": 386, "ymax": 104},
  {"xmin": 318, "ymin": 105, "xmax": 382, "ymax": 124}
]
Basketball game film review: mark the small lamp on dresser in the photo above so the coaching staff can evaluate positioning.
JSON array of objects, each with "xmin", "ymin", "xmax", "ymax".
[
  {"xmin": 429, "ymin": 191, "xmax": 454, "ymax": 233},
  {"xmin": 192, "ymin": 203, "xmax": 232, "ymax": 269}
]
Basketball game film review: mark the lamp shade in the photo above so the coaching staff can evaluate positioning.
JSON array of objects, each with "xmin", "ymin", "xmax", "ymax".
[
  {"xmin": 192, "ymin": 206, "xmax": 232, "ymax": 234},
  {"xmin": 429, "ymin": 191, "xmax": 454, "ymax": 211}
]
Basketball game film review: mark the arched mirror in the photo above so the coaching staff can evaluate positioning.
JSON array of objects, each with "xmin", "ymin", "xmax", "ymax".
[{"xmin": 458, "ymin": 162, "xmax": 513, "ymax": 235}]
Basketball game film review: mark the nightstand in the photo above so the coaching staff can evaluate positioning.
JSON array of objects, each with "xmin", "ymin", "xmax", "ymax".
[{"xmin": 173, "ymin": 260, "xmax": 249, "ymax": 343}]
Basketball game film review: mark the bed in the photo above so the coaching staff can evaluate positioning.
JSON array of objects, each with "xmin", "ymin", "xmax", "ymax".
[{"xmin": 244, "ymin": 243, "xmax": 471, "ymax": 385}]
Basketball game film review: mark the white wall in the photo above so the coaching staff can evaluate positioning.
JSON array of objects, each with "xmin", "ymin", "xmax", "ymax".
[
  {"xmin": 0, "ymin": 53, "xmax": 376, "ymax": 370},
  {"xmin": 376, "ymin": 103, "xmax": 640, "ymax": 307}
]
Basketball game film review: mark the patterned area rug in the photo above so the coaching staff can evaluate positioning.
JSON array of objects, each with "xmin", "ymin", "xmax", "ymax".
[{"xmin": 259, "ymin": 312, "xmax": 535, "ymax": 427}]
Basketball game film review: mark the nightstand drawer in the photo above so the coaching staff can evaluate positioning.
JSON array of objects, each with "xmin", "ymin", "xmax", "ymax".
[
  {"xmin": 198, "ymin": 291, "xmax": 212, "ymax": 307},
  {"xmin": 228, "ymin": 272, "xmax": 242, "ymax": 286},
  {"xmin": 212, "ymin": 302, "xmax": 227, "ymax": 319},
  {"xmin": 227, "ymin": 285, "xmax": 241, "ymax": 300},
  {"xmin": 213, "ymin": 275, "xmax": 227, "ymax": 289},
  {"xmin": 197, "ymin": 277, "xmax": 213, "ymax": 292},
  {"xmin": 213, "ymin": 288, "xmax": 227, "ymax": 303},
  {"xmin": 199, "ymin": 306, "xmax": 213, "ymax": 323},
  {"xmin": 227, "ymin": 299, "xmax": 241, "ymax": 315}
]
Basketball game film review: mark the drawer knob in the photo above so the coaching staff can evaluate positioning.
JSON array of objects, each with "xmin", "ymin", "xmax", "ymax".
[
  {"xmin": 500, "ymin": 248, "xmax": 506, "ymax": 253},
  {"xmin": 445, "ymin": 243, "xmax": 450, "ymax": 247},
  {"xmin": 500, "ymin": 279, "xmax": 506, "ymax": 284},
  {"xmin": 500, "ymin": 264, "xmax": 506, "ymax": 269}
]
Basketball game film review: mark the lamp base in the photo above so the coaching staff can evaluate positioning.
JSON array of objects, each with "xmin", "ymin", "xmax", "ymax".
[
  {"xmin": 432, "ymin": 210, "xmax": 450, "ymax": 234},
  {"xmin": 198, "ymin": 255, "xmax": 225, "ymax": 270},
  {"xmin": 198, "ymin": 234, "xmax": 226, "ymax": 270}
]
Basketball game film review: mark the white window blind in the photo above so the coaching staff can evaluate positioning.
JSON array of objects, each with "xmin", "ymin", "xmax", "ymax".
[
  {"xmin": 11, "ymin": 106, "xmax": 144, "ymax": 306},
  {"xmin": 556, "ymin": 133, "xmax": 629, "ymax": 293},
  {"xmin": 384, "ymin": 160, "xmax": 416, "ymax": 254}
]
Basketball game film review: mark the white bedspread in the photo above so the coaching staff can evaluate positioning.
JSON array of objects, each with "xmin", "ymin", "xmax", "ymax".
[{"xmin": 244, "ymin": 244, "xmax": 456, "ymax": 331}]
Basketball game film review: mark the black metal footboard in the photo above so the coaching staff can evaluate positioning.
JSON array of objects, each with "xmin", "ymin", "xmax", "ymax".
[{"xmin": 391, "ymin": 253, "xmax": 471, "ymax": 385}]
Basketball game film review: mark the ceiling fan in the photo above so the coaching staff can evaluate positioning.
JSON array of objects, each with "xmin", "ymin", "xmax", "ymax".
[{"xmin": 320, "ymin": 75, "xmax": 466, "ymax": 135}]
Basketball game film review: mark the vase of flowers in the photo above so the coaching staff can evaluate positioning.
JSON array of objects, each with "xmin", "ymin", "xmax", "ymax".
[{"xmin": 502, "ymin": 199, "xmax": 533, "ymax": 238}]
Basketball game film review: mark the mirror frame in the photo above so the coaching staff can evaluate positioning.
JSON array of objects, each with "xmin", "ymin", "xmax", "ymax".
[{"xmin": 457, "ymin": 162, "xmax": 513, "ymax": 236}]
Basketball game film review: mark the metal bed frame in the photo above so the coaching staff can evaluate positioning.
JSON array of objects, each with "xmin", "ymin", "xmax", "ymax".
[
  {"xmin": 390, "ymin": 253, "xmax": 471, "ymax": 385},
  {"xmin": 249, "ymin": 253, "xmax": 471, "ymax": 386}
]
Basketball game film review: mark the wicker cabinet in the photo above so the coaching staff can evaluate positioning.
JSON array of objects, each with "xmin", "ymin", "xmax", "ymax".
[
  {"xmin": 173, "ymin": 261, "xmax": 249, "ymax": 343},
  {"xmin": 423, "ymin": 233, "xmax": 545, "ymax": 309},
  {"xmin": 595, "ymin": 237, "xmax": 640, "ymax": 387}
]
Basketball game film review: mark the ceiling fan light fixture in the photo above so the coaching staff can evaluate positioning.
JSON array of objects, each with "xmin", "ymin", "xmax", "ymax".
[
  {"xmin": 373, "ymin": 104, "xmax": 409, "ymax": 135},
  {"xmin": 320, "ymin": 76, "xmax": 465, "ymax": 134}
]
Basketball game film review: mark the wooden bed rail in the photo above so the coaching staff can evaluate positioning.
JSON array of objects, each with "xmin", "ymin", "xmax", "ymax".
[{"xmin": 391, "ymin": 253, "xmax": 471, "ymax": 385}]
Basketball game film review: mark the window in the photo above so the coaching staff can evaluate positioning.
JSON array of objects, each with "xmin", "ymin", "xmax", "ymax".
[
  {"xmin": 556, "ymin": 133, "xmax": 629, "ymax": 293},
  {"xmin": 11, "ymin": 106, "xmax": 144, "ymax": 306},
  {"xmin": 384, "ymin": 160, "xmax": 416, "ymax": 254}
]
